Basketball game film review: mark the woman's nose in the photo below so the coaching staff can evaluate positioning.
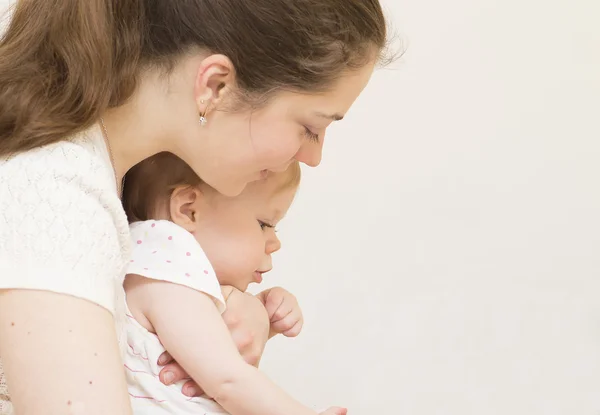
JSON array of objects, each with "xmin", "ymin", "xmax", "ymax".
[{"xmin": 295, "ymin": 138, "xmax": 324, "ymax": 167}]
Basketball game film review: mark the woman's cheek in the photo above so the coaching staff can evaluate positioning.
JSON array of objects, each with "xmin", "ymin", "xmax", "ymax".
[{"xmin": 264, "ymin": 125, "xmax": 301, "ymax": 156}]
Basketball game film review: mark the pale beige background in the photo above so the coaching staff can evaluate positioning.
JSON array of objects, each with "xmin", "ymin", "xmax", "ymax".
[{"xmin": 2, "ymin": 0, "xmax": 600, "ymax": 414}]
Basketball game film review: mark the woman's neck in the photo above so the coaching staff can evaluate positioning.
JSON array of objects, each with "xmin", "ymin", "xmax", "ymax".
[
  {"xmin": 100, "ymin": 108, "xmax": 161, "ymax": 187},
  {"xmin": 100, "ymin": 74, "xmax": 176, "ymax": 186},
  {"xmin": 101, "ymin": 61, "xmax": 204, "ymax": 186}
]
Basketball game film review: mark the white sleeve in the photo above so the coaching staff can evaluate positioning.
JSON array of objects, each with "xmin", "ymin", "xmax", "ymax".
[
  {"xmin": 127, "ymin": 220, "xmax": 226, "ymax": 312},
  {"xmin": 0, "ymin": 146, "xmax": 129, "ymax": 314}
]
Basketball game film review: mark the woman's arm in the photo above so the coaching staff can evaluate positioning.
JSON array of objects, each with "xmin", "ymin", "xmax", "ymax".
[
  {"xmin": 127, "ymin": 274, "xmax": 319, "ymax": 415},
  {"xmin": 0, "ymin": 290, "xmax": 132, "ymax": 415},
  {"xmin": 0, "ymin": 136, "xmax": 146, "ymax": 414}
]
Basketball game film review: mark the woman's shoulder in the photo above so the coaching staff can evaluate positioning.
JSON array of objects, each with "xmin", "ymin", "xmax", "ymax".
[
  {"xmin": 0, "ymin": 124, "xmax": 129, "ymax": 264},
  {"xmin": 0, "ymin": 124, "xmax": 117, "ymax": 194},
  {"xmin": 0, "ymin": 125, "xmax": 131, "ymax": 314}
]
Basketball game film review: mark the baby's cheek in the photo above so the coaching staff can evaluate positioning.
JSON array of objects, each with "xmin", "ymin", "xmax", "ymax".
[{"xmin": 214, "ymin": 264, "xmax": 249, "ymax": 291}]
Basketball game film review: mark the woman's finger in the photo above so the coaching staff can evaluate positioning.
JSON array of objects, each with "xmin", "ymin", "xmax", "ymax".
[
  {"xmin": 158, "ymin": 362, "xmax": 191, "ymax": 385},
  {"xmin": 158, "ymin": 351, "xmax": 173, "ymax": 365},
  {"xmin": 230, "ymin": 328, "xmax": 254, "ymax": 352},
  {"xmin": 222, "ymin": 309, "xmax": 241, "ymax": 328},
  {"xmin": 182, "ymin": 380, "xmax": 204, "ymax": 397},
  {"xmin": 232, "ymin": 331, "xmax": 261, "ymax": 366}
]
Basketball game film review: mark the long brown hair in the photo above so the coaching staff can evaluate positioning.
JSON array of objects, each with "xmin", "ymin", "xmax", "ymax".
[{"xmin": 0, "ymin": 0, "xmax": 391, "ymax": 156}]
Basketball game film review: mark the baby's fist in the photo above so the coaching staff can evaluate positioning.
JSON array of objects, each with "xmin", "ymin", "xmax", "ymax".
[
  {"xmin": 320, "ymin": 407, "xmax": 348, "ymax": 415},
  {"xmin": 257, "ymin": 287, "xmax": 304, "ymax": 338}
]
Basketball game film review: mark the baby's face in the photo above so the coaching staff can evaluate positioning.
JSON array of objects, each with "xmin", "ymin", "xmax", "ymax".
[{"xmin": 192, "ymin": 177, "xmax": 297, "ymax": 292}]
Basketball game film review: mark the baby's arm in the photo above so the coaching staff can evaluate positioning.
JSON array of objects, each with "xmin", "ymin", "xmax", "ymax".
[{"xmin": 127, "ymin": 274, "xmax": 319, "ymax": 415}]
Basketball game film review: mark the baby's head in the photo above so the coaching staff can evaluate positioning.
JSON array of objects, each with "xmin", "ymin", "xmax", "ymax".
[{"xmin": 123, "ymin": 152, "xmax": 300, "ymax": 291}]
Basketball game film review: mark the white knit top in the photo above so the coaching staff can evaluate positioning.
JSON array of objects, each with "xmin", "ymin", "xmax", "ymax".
[{"xmin": 0, "ymin": 124, "xmax": 132, "ymax": 413}]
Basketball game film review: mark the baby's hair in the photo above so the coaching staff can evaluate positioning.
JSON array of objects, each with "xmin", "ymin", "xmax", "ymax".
[{"xmin": 122, "ymin": 152, "xmax": 301, "ymax": 223}]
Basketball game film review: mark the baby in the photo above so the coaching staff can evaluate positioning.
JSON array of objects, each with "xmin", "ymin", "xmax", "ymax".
[{"xmin": 120, "ymin": 152, "xmax": 344, "ymax": 415}]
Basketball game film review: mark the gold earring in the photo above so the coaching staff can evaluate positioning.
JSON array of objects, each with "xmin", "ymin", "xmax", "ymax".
[{"xmin": 199, "ymin": 100, "xmax": 208, "ymax": 125}]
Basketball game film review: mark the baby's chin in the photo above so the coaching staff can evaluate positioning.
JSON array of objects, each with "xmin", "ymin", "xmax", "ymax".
[
  {"xmin": 218, "ymin": 272, "xmax": 257, "ymax": 293},
  {"xmin": 237, "ymin": 282, "xmax": 251, "ymax": 292},
  {"xmin": 221, "ymin": 280, "xmax": 251, "ymax": 293}
]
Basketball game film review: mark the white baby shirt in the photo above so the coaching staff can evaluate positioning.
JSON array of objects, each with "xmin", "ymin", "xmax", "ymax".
[{"xmin": 124, "ymin": 220, "xmax": 228, "ymax": 414}]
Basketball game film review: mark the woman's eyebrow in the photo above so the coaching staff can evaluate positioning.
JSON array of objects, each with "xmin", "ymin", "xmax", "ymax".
[{"xmin": 314, "ymin": 111, "xmax": 345, "ymax": 121}]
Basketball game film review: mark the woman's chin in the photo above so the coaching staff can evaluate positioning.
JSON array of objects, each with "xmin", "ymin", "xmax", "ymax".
[
  {"xmin": 248, "ymin": 170, "xmax": 269, "ymax": 182},
  {"xmin": 214, "ymin": 180, "xmax": 248, "ymax": 198}
]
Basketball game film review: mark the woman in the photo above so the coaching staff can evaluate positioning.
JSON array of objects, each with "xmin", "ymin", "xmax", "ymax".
[{"xmin": 0, "ymin": 0, "xmax": 390, "ymax": 413}]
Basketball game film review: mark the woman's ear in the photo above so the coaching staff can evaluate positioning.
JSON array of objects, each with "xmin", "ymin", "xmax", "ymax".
[
  {"xmin": 169, "ymin": 186, "xmax": 205, "ymax": 233},
  {"xmin": 194, "ymin": 53, "xmax": 235, "ymax": 112}
]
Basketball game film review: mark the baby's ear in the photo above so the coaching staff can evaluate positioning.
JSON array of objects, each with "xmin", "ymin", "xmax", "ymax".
[{"xmin": 169, "ymin": 186, "xmax": 205, "ymax": 232}]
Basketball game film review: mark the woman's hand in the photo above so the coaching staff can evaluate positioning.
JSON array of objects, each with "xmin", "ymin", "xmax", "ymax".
[
  {"xmin": 158, "ymin": 287, "xmax": 270, "ymax": 397},
  {"xmin": 257, "ymin": 286, "xmax": 304, "ymax": 338},
  {"xmin": 221, "ymin": 287, "xmax": 271, "ymax": 366}
]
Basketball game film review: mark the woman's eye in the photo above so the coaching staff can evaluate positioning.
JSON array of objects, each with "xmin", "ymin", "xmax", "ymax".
[{"xmin": 303, "ymin": 126, "xmax": 320, "ymax": 143}]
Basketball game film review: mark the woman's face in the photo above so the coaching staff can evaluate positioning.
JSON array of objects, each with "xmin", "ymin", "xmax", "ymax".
[{"xmin": 177, "ymin": 61, "xmax": 376, "ymax": 197}]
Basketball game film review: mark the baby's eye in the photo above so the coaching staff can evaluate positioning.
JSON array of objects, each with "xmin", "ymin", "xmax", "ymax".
[{"xmin": 258, "ymin": 220, "xmax": 274, "ymax": 230}]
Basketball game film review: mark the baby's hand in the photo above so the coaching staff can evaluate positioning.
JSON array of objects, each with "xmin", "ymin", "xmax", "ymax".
[
  {"xmin": 320, "ymin": 407, "xmax": 348, "ymax": 415},
  {"xmin": 257, "ymin": 287, "xmax": 303, "ymax": 338}
]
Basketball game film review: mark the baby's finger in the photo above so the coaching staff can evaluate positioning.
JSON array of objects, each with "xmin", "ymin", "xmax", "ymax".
[
  {"xmin": 269, "ymin": 300, "xmax": 293, "ymax": 324},
  {"xmin": 319, "ymin": 407, "xmax": 348, "ymax": 415},
  {"xmin": 270, "ymin": 312, "xmax": 296, "ymax": 334},
  {"xmin": 264, "ymin": 294, "xmax": 284, "ymax": 320},
  {"xmin": 282, "ymin": 318, "xmax": 304, "ymax": 338}
]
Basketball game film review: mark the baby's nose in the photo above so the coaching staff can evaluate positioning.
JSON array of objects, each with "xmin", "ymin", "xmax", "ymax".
[{"xmin": 265, "ymin": 233, "xmax": 281, "ymax": 255}]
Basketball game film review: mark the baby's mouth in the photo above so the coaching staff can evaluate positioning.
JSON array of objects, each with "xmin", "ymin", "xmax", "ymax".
[{"xmin": 253, "ymin": 271, "xmax": 264, "ymax": 284}]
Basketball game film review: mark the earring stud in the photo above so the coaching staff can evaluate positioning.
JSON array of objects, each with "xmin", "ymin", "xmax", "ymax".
[{"xmin": 199, "ymin": 100, "xmax": 208, "ymax": 125}]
